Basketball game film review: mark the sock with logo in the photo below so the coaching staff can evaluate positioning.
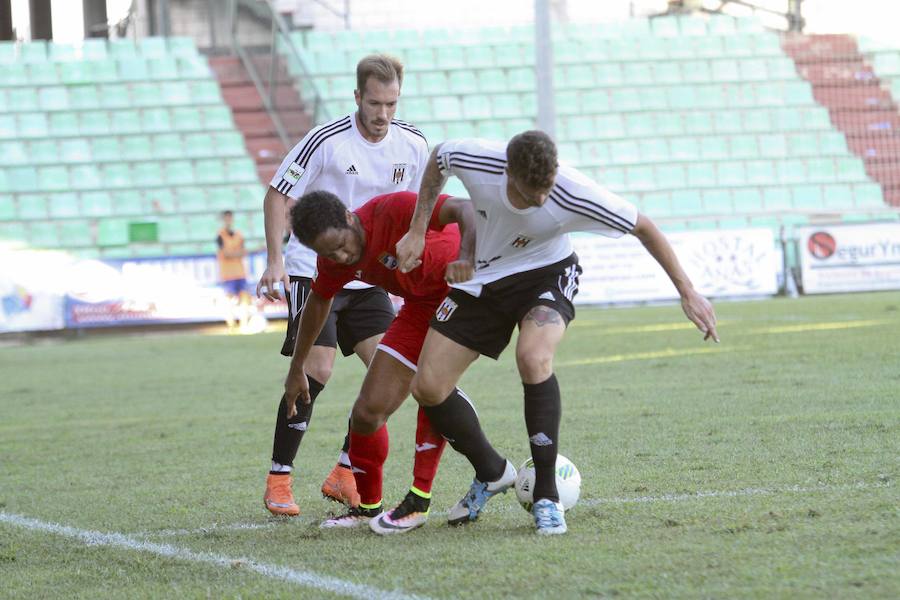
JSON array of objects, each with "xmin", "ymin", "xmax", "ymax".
[
  {"xmin": 270, "ymin": 376, "xmax": 325, "ymax": 471},
  {"xmin": 411, "ymin": 405, "xmax": 447, "ymax": 495},
  {"xmin": 523, "ymin": 374, "xmax": 561, "ymax": 502},
  {"xmin": 423, "ymin": 388, "xmax": 506, "ymax": 483},
  {"xmin": 348, "ymin": 425, "xmax": 389, "ymax": 507}
]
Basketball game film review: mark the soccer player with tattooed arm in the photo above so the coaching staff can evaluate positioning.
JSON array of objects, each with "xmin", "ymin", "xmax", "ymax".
[{"xmin": 395, "ymin": 130, "xmax": 719, "ymax": 534}]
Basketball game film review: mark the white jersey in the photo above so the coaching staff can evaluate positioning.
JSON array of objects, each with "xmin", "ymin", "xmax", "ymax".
[
  {"xmin": 436, "ymin": 138, "xmax": 639, "ymax": 297},
  {"xmin": 271, "ymin": 114, "xmax": 429, "ymax": 283}
]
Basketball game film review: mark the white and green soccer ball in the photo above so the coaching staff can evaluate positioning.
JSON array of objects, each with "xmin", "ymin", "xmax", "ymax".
[{"xmin": 514, "ymin": 454, "xmax": 581, "ymax": 512}]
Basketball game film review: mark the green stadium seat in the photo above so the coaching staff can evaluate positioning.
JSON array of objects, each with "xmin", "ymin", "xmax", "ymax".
[
  {"xmin": 579, "ymin": 141, "xmax": 609, "ymax": 165},
  {"xmin": 226, "ymin": 158, "xmax": 258, "ymax": 183},
  {"xmin": 639, "ymin": 192, "xmax": 671, "ymax": 217},
  {"xmin": 624, "ymin": 114, "xmax": 655, "ymax": 137},
  {"xmin": 166, "ymin": 160, "xmax": 196, "ymax": 185},
  {"xmin": 121, "ymin": 135, "xmax": 153, "ymax": 160},
  {"xmin": 20, "ymin": 41, "xmax": 48, "ymax": 63},
  {"xmin": 0, "ymin": 195, "xmax": 14, "ymax": 220},
  {"xmin": 146, "ymin": 188, "xmax": 175, "ymax": 212},
  {"xmin": 99, "ymin": 83, "xmax": 130, "ymax": 108},
  {"xmin": 68, "ymin": 84, "xmax": 100, "ymax": 109},
  {"xmin": 0, "ymin": 63, "xmax": 27, "ymax": 86},
  {"xmin": 160, "ymin": 81, "xmax": 192, "ymax": 105},
  {"xmin": 435, "ymin": 46, "xmax": 465, "ymax": 70},
  {"xmin": 206, "ymin": 186, "xmax": 238, "ymax": 211},
  {"xmin": 110, "ymin": 109, "xmax": 142, "ymax": 134},
  {"xmin": 686, "ymin": 163, "xmax": 716, "ymax": 187},
  {"xmin": 717, "ymin": 162, "xmax": 745, "ymax": 186},
  {"xmin": 714, "ymin": 111, "xmax": 742, "ymax": 134},
  {"xmin": 654, "ymin": 62, "xmax": 682, "ymax": 84},
  {"xmin": 667, "ymin": 86, "xmax": 697, "ymax": 110},
  {"xmin": 776, "ymin": 159, "xmax": 807, "ymax": 184},
  {"xmin": 69, "ymin": 164, "xmax": 103, "ymax": 190},
  {"xmin": 754, "ymin": 82, "xmax": 784, "ymax": 107},
  {"xmin": 444, "ymin": 121, "xmax": 478, "ymax": 139},
  {"xmin": 475, "ymin": 120, "xmax": 506, "ymax": 140},
  {"xmin": 729, "ymin": 135, "xmax": 758, "ymax": 158},
  {"xmin": 202, "ymin": 106, "xmax": 233, "ymax": 130},
  {"xmin": 702, "ymin": 190, "xmax": 733, "ymax": 213},
  {"xmin": 788, "ymin": 134, "xmax": 818, "ymax": 157},
  {"xmin": 97, "ymin": 218, "xmax": 130, "ymax": 246},
  {"xmin": 176, "ymin": 186, "xmax": 207, "ymax": 212},
  {"xmin": 836, "ymin": 158, "xmax": 867, "ymax": 182},
  {"xmin": 406, "ymin": 48, "xmax": 436, "ymax": 71},
  {"xmin": 699, "ymin": 136, "xmax": 728, "ymax": 159},
  {"xmin": 555, "ymin": 90, "xmax": 580, "ymax": 116},
  {"xmin": 0, "ymin": 141, "xmax": 27, "ymax": 165},
  {"xmin": 670, "ymin": 190, "xmax": 703, "ymax": 215},
  {"xmin": 0, "ymin": 41, "xmax": 16, "ymax": 63},
  {"xmin": 564, "ymin": 116, "xmax": 597, "ymax": 143},
  {"xmin": 464, "ymin": 45, "xmax": 494, "ymax": 69},
  {"xmin": 807, "ymin": 157, "xmax": 836, "ymax": 182},
  {"xmin": 758, "ymin": 133, "xmax": 787, "ymax": 157},
  {"xmin": 18, "ymin": 194, "xmax": 49, "ymax": 219},
  {"xmin": 684, "ymin": 112, "xmax": 714, "ymax": 134},
  {"xmin": 821, "ymin": 183, "xmax": 851, "ymax": 208},
  {"xmin": 172, "ymin": 107, "xmax": 203, "ymax": 131},
  {"xmin": 118, "ymin": 57, "xmax": 149, "ymax": 81},
  {"xmin": 595, "ymin": 114, "xmax": 626, "ymax": 138},
  {"xmin": 111, "ymin": 190, "xmax": 144, "ymax": 215},
  {"xmin": 763, "ymin": 187, "xmax": 791, "ymax": 210},
  {"xmin": 743, "ymin": 109, "xmax": 772, "ymax": 132},
  {"xmin": 655, "ymin": 164, "xmax": 686, "ymax": 189},
  {"xmin": 477, "ymin": 69, "xmax": 507, "ymax": 93},
  {"xmin": 640, "ymin": 89, "xmax": 668, "ymax": 111},
  {"xmin": 139, "ymin": 37, "xmax": 168, "ymax": 59},
  {"xmin": 464, "ymin": 95, "xmax": 492, "ymax": 119},
  {"xmin": 791, "ymin": 184, "xmax": 823, "ymax": 209},
  {"xmin": 28, "ymin": 222, "xmax": 59, "ymax": 247},
  {"xmin": 149, "ymin": 57, "xmax": 179, "ymax": 79},
  {"xmin": 109, "ymin": 39, "xmax": 138, "ymax": 59},
  {"xmin": 433, "ymin": 97, "xmax": 462, "ymax": 120},
  {"xmin": 157, "ymin": 216, "xmax": 189, "ymax": 242},
  {"xmin": 818, "ymin": 131, "xmax": 848, "ymax": 155},
  {"xmin": 58, "ymin": 219, "xmax": 93, "ymax": 247},
  {"xmin": 36, "ymin": 166, "xmax": 68, "ymax": 192},
  {"xmin": 732, "ymin": 188, "xmax": 762, "ymax": 210},
  {"xmin": 495, "ymin": 44, "xmax": 526, "ymax": 68},
  {"xmin": 400, "ymin": 97, "xmax": 431, "ymax": 122},
  {"xmin": 91, "ymin": 137, "xmax": 121, "ymax": 161},
  {"xmin": 213, "ymin": 132, "xmax": 245, "ymax": 156},
  {"xmin": 447, "ymin": 71, "xmax": 478, "ymax": 95},
  {"xmin": 101, "ymin": 163, "xmax": 130, "ymax": 188},
  {"xmin": 88, "ymin": 59, "xmax": 118, "ymax": 83},
  {"xmin": 151, "ymin": 133, "xmax": 183, "ymax": 158},
  {"xmin": 81, "ymin": 191, "xmax": 112, "ymax": 216},
  {"xmin": 745, "ymin": 160, "xmax": 775, "ymax": 183},
  {"xmin": 183, "ymin": 132, "xmax": 215, "ymax": 156},
  {"xmin": 7, "ymin": 87, "xmax": 39, "ymax": 110},
  {"xmin": 18, "ymin": 113, "xmax": 48, "ymax": 138},
  {"xmin": 853, "ymin": 183, "xmax": 884, "ymax": 206},
  {"xmin": 557, "ymin": 142, "xmax": 580, "ymax": 165},
  {"xmin": 142, "ymin": 107, "xmax": 172, "ymax": 132},
  {"xmin": 418, "ymin": 71, "xmax": 447, "ymax": 93},
  {"xmin": 625, "ymin": 165, "xmax": 654, "ymax": 190}
]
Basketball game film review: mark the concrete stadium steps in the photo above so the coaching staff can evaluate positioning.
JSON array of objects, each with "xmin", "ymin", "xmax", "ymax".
[
  {"xmin": 208, "ymin": 54, "xmax": 311, "ymax": 184},
  {"xmin": 784, "ymin": 33, "xmax": 900, "ymax": 206}
]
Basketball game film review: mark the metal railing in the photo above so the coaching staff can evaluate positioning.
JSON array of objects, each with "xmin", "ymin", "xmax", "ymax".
[{"xmin": 226, "ymin": 0, "xmax": 330, "ymax": 149}]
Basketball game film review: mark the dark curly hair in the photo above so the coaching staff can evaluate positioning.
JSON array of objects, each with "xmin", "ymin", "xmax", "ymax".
[
  {"xmin": 291, "ymin": 190, "xmax": 349, "ymax": 247},
  {"xmin": 506, "ymin": 130, "xmax": 558, "ymax": 190}
]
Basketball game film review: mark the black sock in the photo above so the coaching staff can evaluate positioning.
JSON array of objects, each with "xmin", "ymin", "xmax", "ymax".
[
  {"xmin": 423, "ymin": 388, "xmax": 505, "ymax": 483},
  {"xmin": 524, "ymin": 374, "xmax": 561, "ymax": 503},
  {"xmin": 340, "ymin": 419, "xmax": 350, "ymax": 454},
  {"xmin": 270, "ymin": 376, "xmax": 325, "ymax": 469}
]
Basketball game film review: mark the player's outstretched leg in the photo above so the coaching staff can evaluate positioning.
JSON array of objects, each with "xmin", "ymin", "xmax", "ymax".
[
  {"xmin": 370, "ymin": 406, "xmax": 446, "ymax": 534},
  {"xmin": 264, "ymin": 377, "xmax": 325, "ymax": 516}
]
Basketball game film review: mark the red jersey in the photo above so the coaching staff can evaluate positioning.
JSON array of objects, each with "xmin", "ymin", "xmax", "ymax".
[{"xmin": 312, "ymin": 192, "xmax": 459, "ymax": 300}]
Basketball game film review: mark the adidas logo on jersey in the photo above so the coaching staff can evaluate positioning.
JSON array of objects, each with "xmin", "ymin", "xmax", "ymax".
[{"xmin": 346, "ymin": 165, "xmax": 358, "ymax": 175}]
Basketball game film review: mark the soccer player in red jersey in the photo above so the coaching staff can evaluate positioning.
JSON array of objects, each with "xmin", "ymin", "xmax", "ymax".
[{"xmin": 282, "ymin": 190, "xmax": 475, "ymax": 533}]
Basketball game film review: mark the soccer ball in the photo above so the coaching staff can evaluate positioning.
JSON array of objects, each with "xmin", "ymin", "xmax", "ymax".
[{"xmin": 514, "ymin": 454, "xmax": 581, "ymax": 512}]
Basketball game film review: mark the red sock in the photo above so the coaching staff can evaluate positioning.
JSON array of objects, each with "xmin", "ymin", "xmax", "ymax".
[
  {"xmin": 349, "ymin": 425, "xmax": 388, "ymax": 507},
  {"xmin": 411, "ymin": 406, "xmax": 447, "ymax": 495}
]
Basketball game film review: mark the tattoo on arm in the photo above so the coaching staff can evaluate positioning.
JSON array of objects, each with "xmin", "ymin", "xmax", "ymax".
[{"xmin": 524, "ymin": 306, "xmax": 563, "ymax": 327}]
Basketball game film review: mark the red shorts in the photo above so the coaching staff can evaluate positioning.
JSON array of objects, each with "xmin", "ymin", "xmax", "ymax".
[{"xmin": 378, "ymin": 295, "xmax": 442, "ymax": 370}]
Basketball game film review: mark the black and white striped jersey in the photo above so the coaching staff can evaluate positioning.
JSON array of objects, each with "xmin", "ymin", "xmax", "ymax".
[
  {"xmin": 436, "ymin": 138, "xmax": 638, "ymax": 297},
  {"xmin": 270, "ymin": 114, "xmax": 429, "ymax": 279}
]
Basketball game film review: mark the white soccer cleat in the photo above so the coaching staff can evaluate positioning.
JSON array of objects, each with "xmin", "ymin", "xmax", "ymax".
[{"xmin": 532, "ymin": 498, "xmax": 567, "ymax": 535}]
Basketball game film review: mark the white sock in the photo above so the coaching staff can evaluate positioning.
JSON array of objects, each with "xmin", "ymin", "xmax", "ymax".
[
  {"xmin": 337, "ymin": 452, "xmax": 351, "ymax": 468},
  {"xmin": 271, "ymin": 461, "xmax": 292, "ymax": 473}
]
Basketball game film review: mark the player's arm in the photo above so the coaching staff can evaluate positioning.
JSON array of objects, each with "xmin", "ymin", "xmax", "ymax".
[
  {"xmin": 257, "ymin": 186, "xmax": 291, "ymax": 301},
  {"xmin": 631, "ymin": 213, "xmax": 719, "ymax": 342},
  {"xmin": 397, "ymin": 144, "xmax": 448, "ymax": 272},
  {"xmin": 438, "ymin": 196, "xmax": 476, "ymax": 284},
  {"xmin": 283, "ymin": 290, "xmax": 334, "ymax": 416}
]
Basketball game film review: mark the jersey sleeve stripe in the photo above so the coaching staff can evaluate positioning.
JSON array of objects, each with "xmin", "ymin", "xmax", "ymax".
[
  {"xmin": 445, "ymin": 151, "xmax": 507, "ymax": 166},
  {"xmin": 553, "ymin": 184, "xmax": 636, "ymax": 231},
  {"xmin": 391, "ymin": 119, "xmax": 427, "ymax": 142},
  {"xmin": 296, "ymin": 118, "xmax": 352, "ymax": 168},
  {"xmin": 446, "ymin": 159, "xmax": 505, "ymax": 175},
  {"xmin": 549, "ymin": 191, "xmax": 631, "ymax": 234}
]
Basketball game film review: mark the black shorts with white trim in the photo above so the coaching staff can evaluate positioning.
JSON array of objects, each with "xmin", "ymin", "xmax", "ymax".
[
  {"xmin": 429, "ymin": 253, "xmax": 581, "ymax": 360},
  {"xmin": 281, "ymin": 276, "xmax": 395, "ymax": 357}
]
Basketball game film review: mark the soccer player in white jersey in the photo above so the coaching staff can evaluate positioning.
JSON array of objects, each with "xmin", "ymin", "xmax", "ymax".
[
  {"xmin": 396, "ymin": 131, "xmax": 719, "ymax": 534},
  {"xmin": 257, "ymin": 54, "xmax": 444, "ymax": 518}
]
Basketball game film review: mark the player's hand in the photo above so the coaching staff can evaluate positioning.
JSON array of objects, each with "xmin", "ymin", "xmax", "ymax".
[
  {"xmin": 396, "ymin": 231, "xmax": 425, "ymax": 273},
  {"xmin": 445, "ymin": 260, "xmax": 474, "ymax": 284},
  {"xmin": 283, "ymin": 371, "xmax": 310, "ymax": 417},
  {"xmin": 257, "ymin": 263, "xmax": 289, "ymax": 302},
  {"xmin": 681, "ymin": 289, "xmax": 719, "ymax": 343}
]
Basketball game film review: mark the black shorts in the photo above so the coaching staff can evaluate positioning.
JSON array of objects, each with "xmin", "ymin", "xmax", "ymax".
[
  {"xmin": 280, "ymin": 276, "xmax": 395, "ymax": 357},
  {"xmin": 430, "ymin": 253, "xmax": 581, "ymax": 360}
]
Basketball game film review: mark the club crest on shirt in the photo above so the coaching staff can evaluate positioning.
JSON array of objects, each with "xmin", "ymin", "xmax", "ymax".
[
  {"xmin": 392, "ymin": 163, "xmax": 407, "ymax": 184},
  {"xmin": 378, "ymin": 252, "xmax": 398, "ymax": 270},
  {"xmin": 511, "ymin": 234, "xmax": 533, "ymax": 248},
  {"xmin": 435, "ymin": 297, "xmax": 458, "ymax": 322},
  {"xmin": 354, "ymin": 270, "xmax": 363, "ymax": 279}
]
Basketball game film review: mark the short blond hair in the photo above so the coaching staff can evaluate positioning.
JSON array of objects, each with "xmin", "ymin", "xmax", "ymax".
[{"xmin": 356, "ymin": 54, "xmax": 403, "ymax": 96}]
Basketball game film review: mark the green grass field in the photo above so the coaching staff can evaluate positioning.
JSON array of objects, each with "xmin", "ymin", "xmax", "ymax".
[{"xmin": 1, "ymin": 292, "xmax": 898, "ymax": 599}]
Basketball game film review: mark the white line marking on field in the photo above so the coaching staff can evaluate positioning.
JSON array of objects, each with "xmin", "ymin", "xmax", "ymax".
[
  {"xmin": 0, "ymin": 512, "xmax": 430, "ymax": 600},
  {"xmin": 137, "ymin": 481, "xmax": 891, "ymax": 537},
  {"xmin": 578, "ymin": 480, "xmax": 891, "ymax": 507}
]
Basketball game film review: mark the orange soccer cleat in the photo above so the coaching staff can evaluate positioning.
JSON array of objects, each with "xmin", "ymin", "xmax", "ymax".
[
  {"xmin": 264, "ymin": 473, "xmax": 300, "ymax": 516},
  {"xmin": 320, "ymin": 463, "xmax": 360, "ymax": 507}
]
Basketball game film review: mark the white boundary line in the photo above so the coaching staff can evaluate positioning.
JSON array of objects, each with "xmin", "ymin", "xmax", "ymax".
[
  {"xmin": 0, "ymin": 512, "xmax": 430, "ymax": 600},
  {"xmin": 135, "ymin": 480, "xmax": 891, "ymax": 538}
]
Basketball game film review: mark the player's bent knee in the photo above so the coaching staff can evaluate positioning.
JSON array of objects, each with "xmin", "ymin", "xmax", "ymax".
[
  {"xmin": 409, "ymin": 374, "xmax": 443, "ymax": 407},
  {"xmin": 516, "ymin": 351, "xmax": 554, "ymax": 383},
  {"xmin": 349, "ymin": 402, "xmax": 384, "ymax": 434}
]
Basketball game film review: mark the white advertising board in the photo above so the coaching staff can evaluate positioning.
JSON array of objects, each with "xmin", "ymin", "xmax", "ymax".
[
  {"xmin": 569, "ymin": 228, "xmax": 779, "ymax": 304},
  {"xmin": 798, "ymin": 222, "xmax": 900, "ymax": 294}
]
